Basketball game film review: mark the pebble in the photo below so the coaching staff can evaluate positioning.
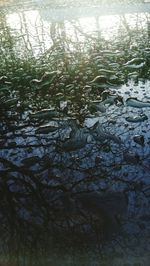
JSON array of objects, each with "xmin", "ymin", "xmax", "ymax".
[
  {"xmin": 129, "ymin": 127, "xmax": 135, "ymax": 130},
  {"xmin": 133, "ymin": 135, "xmax": 145, "ymax": 146}
]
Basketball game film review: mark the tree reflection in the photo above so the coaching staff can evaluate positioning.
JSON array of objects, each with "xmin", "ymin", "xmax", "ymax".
[{"xmin": 0, "ymin": 3, "xmax": 150, "ymax": 265}]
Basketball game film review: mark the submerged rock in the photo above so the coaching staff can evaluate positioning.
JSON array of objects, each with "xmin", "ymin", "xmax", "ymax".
[
  {"xmin": 21, "ymin": 156, "xmax": 40, "ymax": 166},
  {"xmin": 35, "ymin": 122, "xmax": 60, "ymax": 134},
  {"xmin": 89, "ymin": 75, "xmax": 111, "ymax": 89},
  {"xmin": 102, "ymin": 94, "xmax": 123, "ymax": 106},
  {"xmin": 101, "ymin": 90, "xmax": 123, "ymax": 105},
  {"xmin": 123, "ymin": 151, "xmax": 140, "ymax": 164},
  {"xmin": 91, "ymin": 121, "xmax": 122, "ymax": 144},
  {"xmin": 126, "ymin": 98, "xmax": 150, "ymax": 108},
  {"xmin": 89, "ymin": 92, "xmax": 123, "ymax": 113},
  {"xmin": 60, "ymin": 128, "xmax": 90, "ymax": 151},
  {"xmin": 30, "ymin": 109, "xmax": 61, "ymax": 120},
  {"xmin": 133, "ymin": 135, "xmax": 145, "ymax": 146},
  {"xmin": 126, "ymin": 114, "xmax": 148, "ymax": 123},
  {"xmin": 89, "ymin": 101, "xmax": 106, "ymax": 113}
]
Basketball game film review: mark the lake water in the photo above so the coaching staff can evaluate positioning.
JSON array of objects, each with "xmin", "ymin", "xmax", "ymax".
[{"xmin": 0, "ymin": 1, "xmax": 150, "ymax": 265}]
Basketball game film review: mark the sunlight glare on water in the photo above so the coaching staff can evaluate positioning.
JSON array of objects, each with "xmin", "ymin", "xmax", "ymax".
[
  {"xmin": 78, "ymin": 15, "xmax": 120, "ymax": 39},
  {"xmin": 5, "ymin": 4, "xmax": 150, "ymax": 56},
  {"xmin": 5, "ymin": 11, "xmax": 121, "ymax": 53},
  {"xmin": 6, "ymin": 10, "xmax": 53, "ymax": 55}
]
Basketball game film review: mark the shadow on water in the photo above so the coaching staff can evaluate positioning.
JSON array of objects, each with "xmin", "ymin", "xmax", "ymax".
[{"xmin": 0, "ymin": 1, "xmax": 150, "ymax": 265}]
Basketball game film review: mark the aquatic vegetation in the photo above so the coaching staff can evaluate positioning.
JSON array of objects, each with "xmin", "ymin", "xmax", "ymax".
[
  {"xmin": 124, "ymin": 57, "xmax": 146, "ymax": 69},
  {"xmin": 0, "ymin": 7, "xmax": 149, "ymax": 113}
]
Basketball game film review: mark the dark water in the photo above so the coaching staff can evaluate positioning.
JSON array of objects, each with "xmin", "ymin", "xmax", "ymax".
[{"xmin": 0, "ymin": 1, "xmax": 150, "ymax": 265}]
